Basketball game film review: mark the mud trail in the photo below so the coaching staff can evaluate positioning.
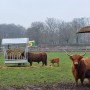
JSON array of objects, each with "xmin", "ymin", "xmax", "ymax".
[{"xmin": 0, "ymin": 82, "xmax": 90, "ymax": 90}]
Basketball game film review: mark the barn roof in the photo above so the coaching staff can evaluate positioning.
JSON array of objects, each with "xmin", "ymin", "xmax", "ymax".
[
  {"xmin": 2, "ymin": 38, "xmax": 29, "ymax": 45},
  {"xmin": 77, "ymin": 26, "xmax": 90, "ymax": 33}
]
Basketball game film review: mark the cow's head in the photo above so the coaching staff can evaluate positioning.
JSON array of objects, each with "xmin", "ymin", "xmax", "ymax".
[
  {"xmin": 65, "ymin": 50, "xmax": 86, "ymax": 67},
  {"xmin": 21, "ymin": 51, "xmax": 25, "ymax": 57},
  {"xmin": 69, "ymin": 54, "xmax": 83, "ymax": 66}
]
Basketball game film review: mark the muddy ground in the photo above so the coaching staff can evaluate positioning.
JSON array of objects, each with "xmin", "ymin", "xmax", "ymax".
[{"xmin": 0, "ymin": 82, "xmax": 90, "ymax": 90}]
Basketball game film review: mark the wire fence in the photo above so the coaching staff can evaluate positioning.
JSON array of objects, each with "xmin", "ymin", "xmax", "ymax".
[{"xmin": 28, "ymin": 45, "xmax": 90, "ymax": 52}]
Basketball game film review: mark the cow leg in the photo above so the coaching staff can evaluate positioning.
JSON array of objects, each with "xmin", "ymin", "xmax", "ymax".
[
  {"xmin": 74, "ymin": 78, "xmax": 78, "ymax": 86},
  {"xmin": 45, "ymin": 61, "xmax": 47, "ymax": 66},
  {"xmin": 74, "ymin": 76, "xmax": 79, "ymax": 86},
  {"xmin": 30, "ymin": 62, "xmax": 32, "ymax": 66},
  {"xmin": 38, "ymin": 62, "xmax": 39, "ymax": 64},
  {"xmin": 43, "ymin": 59, "xmax": 47, "ymax": 66},
  {"xmin": 57, "ymin": 63, "xmax": 59, "ymax": 66},
  {"xmin": 80, "ymin": 78, "xmax": 84, "ymax": 85},
  {"xmin": 88, "ymin": 79, "xmax": 90, "ymax": 83},
  {"xmin": 42, "ymin": 61, "xmax": 44, "ymax": 66},
  {"xmin": 72, "ymin": 74, "xmax": 78, "ymax": 86},
  {"xmin": 52, "ymin": 63, "xmax": 54, "ymax": 66},
  {"xmin": 80, "ymin": 75, "xmax": 85, "ymax": 85},
  {"xmin": 72, "ymin": 67, "xmax": 78, "ymax": 86}
]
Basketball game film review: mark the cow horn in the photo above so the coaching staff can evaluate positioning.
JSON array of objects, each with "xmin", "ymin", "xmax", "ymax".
[
  {"xmin": 81, "ymin": 50, "xmax": 87, "ymax": 56},
  {"xmin": 64, "ymin": 50, "xmax": 71, "ymax": 56}
]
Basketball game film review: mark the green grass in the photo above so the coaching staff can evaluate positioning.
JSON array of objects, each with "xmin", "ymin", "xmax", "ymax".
[{"xmin": 0, "ymin": 51, "xmax": 89, "ymax": 87}]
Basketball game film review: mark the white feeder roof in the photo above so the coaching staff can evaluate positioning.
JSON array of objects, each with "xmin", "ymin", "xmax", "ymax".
[{"xmin": 2, "ymin": 38, "xmax": 29, "ymax": 45}]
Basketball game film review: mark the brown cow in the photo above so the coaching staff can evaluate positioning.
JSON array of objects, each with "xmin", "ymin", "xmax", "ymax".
[
  {"xmin": 21, "ymin": 51, "xmax": 47, "ymax": 66},
  {"xmin": 50, "ymin": 58, "xmax": 59, "ymax": 66},
  {"xmin": 65, "ymin": 51, "xmax": 90, "ymax": 86}
]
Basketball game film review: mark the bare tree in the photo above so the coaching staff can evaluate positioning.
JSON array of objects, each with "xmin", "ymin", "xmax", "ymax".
[
  {"xmin": 45, "ymin": 18, "xmax": 59, "ymax": 45},
  {"xmin": 26, "ymin": 22, "xmax": 45, "ymax": 45}
]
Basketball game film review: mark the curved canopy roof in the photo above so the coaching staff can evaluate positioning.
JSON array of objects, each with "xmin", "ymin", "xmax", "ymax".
[
  {"xmin": 77, "ymin": 26, "xmax": 90, "ymax": 33},
  {"xmin": 2, "ymin": 38, "xmax": 29, "ymax": 45}
]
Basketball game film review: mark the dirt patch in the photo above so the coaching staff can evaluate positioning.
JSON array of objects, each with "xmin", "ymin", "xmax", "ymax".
[
  {"xmin": 0, "ymin": 65, "xmax": 53, "ymax": 69},
  {"xmin": 0, "ymin": 82, "xmax": 90, "ymax": 90}
]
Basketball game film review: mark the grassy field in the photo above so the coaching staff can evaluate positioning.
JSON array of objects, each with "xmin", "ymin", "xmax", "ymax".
[{"xmin": 0, "ymin": 51, "xmax": 89, "ymax": 87}]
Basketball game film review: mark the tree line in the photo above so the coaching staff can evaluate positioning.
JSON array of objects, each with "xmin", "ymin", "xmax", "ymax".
[{"xmin": 0, "ymin": 17, "xmax": 90, "ymax": 46}]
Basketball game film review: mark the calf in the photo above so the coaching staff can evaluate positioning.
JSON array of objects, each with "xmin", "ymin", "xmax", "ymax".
[{"xmin": 50, "ymin": 58, "xmax": 59, "ymax": 66}]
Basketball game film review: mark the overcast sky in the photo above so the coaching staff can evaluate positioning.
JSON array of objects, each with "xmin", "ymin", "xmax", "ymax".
[{"xmin": 0, "ymin": 0, "xmax": 90, "ymax": 28}]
